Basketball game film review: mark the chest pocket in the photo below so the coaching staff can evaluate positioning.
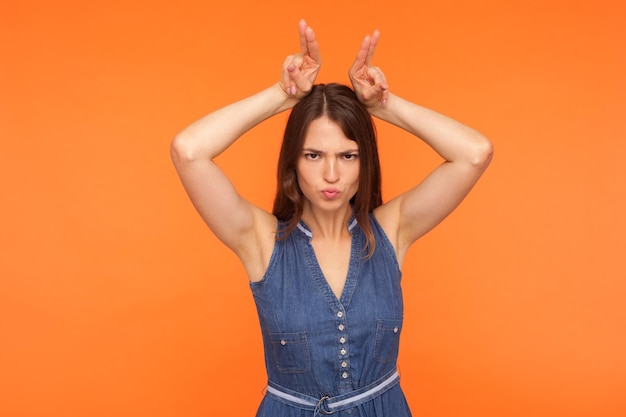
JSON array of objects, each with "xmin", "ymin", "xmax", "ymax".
[
  {"xmin": 269, "ymin": 331, "xmax": 312, "ymax": 373},
  {"xmin": 373, "ymin": 319, "xmax": 403, "ymax": 363}
]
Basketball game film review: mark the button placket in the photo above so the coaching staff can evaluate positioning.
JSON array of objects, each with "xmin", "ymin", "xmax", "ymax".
[{"xmin": 336, "ymin": 309, "xmax": 350, "ymax": 382}]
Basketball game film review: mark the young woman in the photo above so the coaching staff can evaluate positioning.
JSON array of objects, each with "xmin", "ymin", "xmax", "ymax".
[{"xmin": 171, "ymin": 19, "xmax": 492, "ymax": 417}]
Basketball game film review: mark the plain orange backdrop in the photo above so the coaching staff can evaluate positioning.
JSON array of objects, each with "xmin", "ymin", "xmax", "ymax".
[{"xmin": 1, "ymin": 0, "xmax": 625, "ymax": 416}]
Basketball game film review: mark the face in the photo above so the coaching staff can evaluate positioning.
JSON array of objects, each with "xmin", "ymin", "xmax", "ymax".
[{"xmin": 296, "ymin": 117, "xmax": 360, "ymax": 213}]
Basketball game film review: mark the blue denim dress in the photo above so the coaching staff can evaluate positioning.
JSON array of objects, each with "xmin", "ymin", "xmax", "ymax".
[{"xmin": 249, "ymin": 214, "xmax": 412, "ymax": 416}]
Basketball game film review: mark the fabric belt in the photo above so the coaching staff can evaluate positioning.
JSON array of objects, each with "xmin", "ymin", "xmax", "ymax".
[{"xmin": 265, "ymin": 368, "xmax": 400, "ymax": 415}]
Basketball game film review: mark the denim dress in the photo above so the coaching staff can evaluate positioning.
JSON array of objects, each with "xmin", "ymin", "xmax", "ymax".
[{"xmin": 249, "ymin": 214, "xmax": 412, "ymax": 416}]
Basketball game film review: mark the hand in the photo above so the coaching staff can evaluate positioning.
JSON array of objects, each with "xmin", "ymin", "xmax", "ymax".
[
  {"xmin": 349, "ymin": 30, "xmax": 389, "ymax": 110},
  {"xmin": 280, "ymin": 19, "xmax": 321, "ymax": 98}
]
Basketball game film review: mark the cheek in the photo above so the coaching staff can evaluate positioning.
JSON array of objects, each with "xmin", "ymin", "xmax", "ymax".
[{"xmin": 351, "ymin": 165, "xmax": 361, "ymax": 186}]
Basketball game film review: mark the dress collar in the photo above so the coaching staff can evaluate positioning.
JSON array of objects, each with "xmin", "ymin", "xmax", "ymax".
[{"xmin": 296, "ymin": 213, "xmax": 358, "ymax": 238}]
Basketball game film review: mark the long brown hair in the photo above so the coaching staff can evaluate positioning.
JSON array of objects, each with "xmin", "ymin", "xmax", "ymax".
[{"xmin": 272, "ymin": 83, "xmax": 383, "ymax": 256}]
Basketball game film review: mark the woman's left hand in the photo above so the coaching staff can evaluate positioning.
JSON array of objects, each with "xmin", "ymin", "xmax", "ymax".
[{"xmin": 349, "ymin": 30, "xmax": 389, "ymax": 111}]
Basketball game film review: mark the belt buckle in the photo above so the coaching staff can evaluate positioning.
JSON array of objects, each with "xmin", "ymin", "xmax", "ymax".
[{"xmin": 317, "ymin": 395, "xmax": 333, "ymax": 415}]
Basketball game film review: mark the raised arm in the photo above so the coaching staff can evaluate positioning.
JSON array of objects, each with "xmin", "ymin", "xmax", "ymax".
[
  {"xmin": 349, "ymin": 31, "xmax": 493, "ymax": 264},
  {"xmin": 170, "ymin": 20, "xmax": 321, "ymax": 279}
]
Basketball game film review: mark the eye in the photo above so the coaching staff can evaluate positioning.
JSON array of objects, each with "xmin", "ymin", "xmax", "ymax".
[
  {"xmin": 304, "ymin": 153, "xmax": 320, "ymax": 160},
  {"xmin": 343, "ymin": 153, "xmax": 359, "ymax": 160}
]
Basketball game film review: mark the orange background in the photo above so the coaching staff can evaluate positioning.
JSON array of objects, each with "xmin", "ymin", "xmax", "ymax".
[{"xmin": 1, "ymin": 1, "xmax": 625, "ymax": 416}]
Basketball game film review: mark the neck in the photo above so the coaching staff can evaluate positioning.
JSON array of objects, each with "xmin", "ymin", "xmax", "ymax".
[{"xmin": 300, "ymin": 204, "xmax": 353, "ymax": 240}]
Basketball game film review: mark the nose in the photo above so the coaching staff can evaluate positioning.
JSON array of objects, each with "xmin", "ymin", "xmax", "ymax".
[{"xmin": 323, "ymin": 158, "xmax": 339, "ymax": 183}]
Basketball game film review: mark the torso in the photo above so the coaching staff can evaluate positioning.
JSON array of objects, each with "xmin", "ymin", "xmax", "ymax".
[{"xmin": 249, "ymin": 214, "xmax": 411, "ymax": 416}]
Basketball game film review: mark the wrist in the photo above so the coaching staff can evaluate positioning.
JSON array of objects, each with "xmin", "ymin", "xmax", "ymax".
[
  {"xmin": 368, "ymin": 93, "xmax": 393, "ymax": 120},
  {"xmin": 272, "ymin": 82, "xmax": 300, "ymax": 113}
]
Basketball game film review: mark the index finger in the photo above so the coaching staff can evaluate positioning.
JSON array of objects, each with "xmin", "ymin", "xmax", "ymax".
[
  {"xmin": 350, "ymin": 34, "xmax": 373, "ymax": 73},
  {"xmin": 351, "ymin": 37, "xmax": 368, "ymax": 72}
]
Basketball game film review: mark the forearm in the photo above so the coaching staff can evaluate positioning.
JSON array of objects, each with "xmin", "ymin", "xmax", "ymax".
[
  {"xmin": 172, "ymin": 83, "xmax": 297, "ymax": 162},
  {"xmin": 371, "ymin": 93, "xmax": 492, "ymax": 166}
]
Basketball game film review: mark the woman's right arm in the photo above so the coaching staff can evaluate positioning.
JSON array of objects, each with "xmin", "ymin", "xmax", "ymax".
[{"xmin": 170, "ymin": 20, "xmax": 321, "ymax": 278}]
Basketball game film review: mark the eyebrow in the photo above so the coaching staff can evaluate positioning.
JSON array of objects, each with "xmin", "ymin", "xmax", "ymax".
[{"xmin": 302, "ymin": 148, "xmax": 359, "ymax": 154}]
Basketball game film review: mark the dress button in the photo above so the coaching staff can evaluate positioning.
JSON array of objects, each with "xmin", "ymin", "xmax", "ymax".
[
  {"xmin": 337, "ymin": 311, "xmax": 343, "ymax": 318},
  {"xmin": 393, "ymin": 326, "xmax": 399, "ymax": 333},
  {"xmin": 340, "ymin": 348, "xmax": 347, "ymax": 355},
  {"xmin": 339, "ymin": 337, "xmax": 346, "ymax": 344},
  {"xmin": 341, "ymin": 361, "xmax": 347, "ymax": 368},
  {"xmin": 342, "ymin": 372, "xmax": 348, "ymax": 379},
  {"xmin": 338, "ymin": 324, "xmax": 345, "ymax": 331},
  {"xmin": 280, "ymin": 340, "xmax": 286, "ymax": 346}
]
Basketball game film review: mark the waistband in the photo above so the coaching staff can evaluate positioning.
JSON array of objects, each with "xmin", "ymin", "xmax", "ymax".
[{"xmin": 265, "ymin": 368, "xmax": 400, "ymax": 415}]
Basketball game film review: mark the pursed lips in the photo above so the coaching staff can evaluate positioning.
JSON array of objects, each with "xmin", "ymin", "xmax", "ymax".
[{"xmin": 321, "ymin": 189, "xmax": 340, "ymax": 199}]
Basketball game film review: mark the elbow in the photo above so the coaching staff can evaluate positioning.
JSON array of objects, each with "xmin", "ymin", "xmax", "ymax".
[
  {"xmin": 170, "ymin": 133, "xmax": 199, "ymax": 165},
  {"xmin": 470, "ymin": 134, "xmax": 494, "ymax": 169}
]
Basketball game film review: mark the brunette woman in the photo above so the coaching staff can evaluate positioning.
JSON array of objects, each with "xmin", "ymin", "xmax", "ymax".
[{"xmin": 171, "ymin": 19, "xmax": 492, "ymax": 417}]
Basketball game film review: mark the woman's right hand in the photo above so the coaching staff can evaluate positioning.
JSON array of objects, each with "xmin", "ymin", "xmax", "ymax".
[{"xmin": 280, "ymin": 19, "xmax": 321, "ymax": 98}]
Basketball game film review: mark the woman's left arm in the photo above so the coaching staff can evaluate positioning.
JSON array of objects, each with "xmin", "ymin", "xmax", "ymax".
[
  {"xmin": 350, "ymin": 31, "xmax": 493, "ymax": 260},
  {"xmin": 375, "ymin": 94, "xmax": 493, "ymax": 251}
]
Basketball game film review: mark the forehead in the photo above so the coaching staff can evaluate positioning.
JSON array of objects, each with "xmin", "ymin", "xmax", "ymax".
[{"xmin": 303, "ymin": 117, "xmax": 358, "ymax": 149}]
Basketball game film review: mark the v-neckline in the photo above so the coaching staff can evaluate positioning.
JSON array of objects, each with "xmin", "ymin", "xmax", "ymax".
[{"xmin": 298, "ymin": 217, "xmax": 361, "ymax": 307}]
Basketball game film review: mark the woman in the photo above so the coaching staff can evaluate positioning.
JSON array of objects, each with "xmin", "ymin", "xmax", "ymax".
[{"xmin": 171, "ymin": 19, "xmax": 492, "ymax": 417}]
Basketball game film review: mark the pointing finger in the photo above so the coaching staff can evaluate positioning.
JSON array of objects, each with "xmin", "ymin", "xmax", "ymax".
[{"xmin": 350, "ymin": 34, "xmax": 371, "ymax": 73}]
